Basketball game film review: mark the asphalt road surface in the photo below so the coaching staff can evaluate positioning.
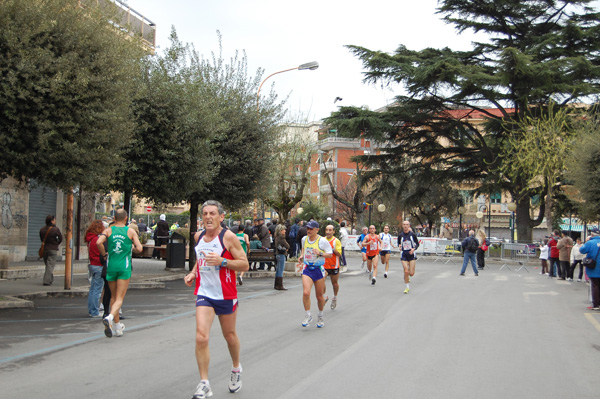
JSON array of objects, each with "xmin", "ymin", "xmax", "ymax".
[{"xmin": 1, "ymin": 258, "xmax": 600, "ymax": 399}]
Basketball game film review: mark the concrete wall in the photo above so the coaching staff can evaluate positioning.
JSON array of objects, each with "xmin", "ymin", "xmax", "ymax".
[{"xmin": 0, "ymin": 177, "xmax": 30, "ymax": 262}]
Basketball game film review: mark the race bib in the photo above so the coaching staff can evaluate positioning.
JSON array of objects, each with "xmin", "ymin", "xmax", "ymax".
[
  {"xmin": 382, "ymin": 240, "xmax": 391, "ymax": 250},
  {"xmin": 402, "ymin": 239, "xmax": 412, "ymax": 251},
  {"xmin": 305, "ymin": 248, "xmax": 318, "ymax": 265}
]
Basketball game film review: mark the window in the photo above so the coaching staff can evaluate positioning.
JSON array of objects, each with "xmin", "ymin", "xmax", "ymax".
[{"xmin": 491, "ymin": 192, "xmax": 501, "ymax": 204}]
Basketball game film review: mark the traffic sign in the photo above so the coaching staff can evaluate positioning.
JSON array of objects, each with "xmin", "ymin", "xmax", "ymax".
[{"xmin": 146, "ymin": 206, "xmax": 152, "ymax": 213}]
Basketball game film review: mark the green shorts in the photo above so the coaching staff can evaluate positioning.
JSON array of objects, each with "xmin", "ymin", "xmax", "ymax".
[{"xmin": 106, "ymin": 268, "xmax": 131, "ymax": 281}]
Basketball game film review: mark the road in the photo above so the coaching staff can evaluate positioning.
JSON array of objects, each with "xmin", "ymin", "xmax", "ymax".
[{"xmin": 1, "ymin": 258, "xmax": 600, "ymax": 399}]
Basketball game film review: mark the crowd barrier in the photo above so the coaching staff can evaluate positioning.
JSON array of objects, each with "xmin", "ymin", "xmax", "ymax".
[{"xmin": 500, "ymin": 243, "xmax": 534, "ymax": 272}]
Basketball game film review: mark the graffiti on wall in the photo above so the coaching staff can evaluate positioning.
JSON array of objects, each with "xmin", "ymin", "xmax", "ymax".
[{"xmin": 2, "ymin": 192, "xmax": 13, "ymax": 229}]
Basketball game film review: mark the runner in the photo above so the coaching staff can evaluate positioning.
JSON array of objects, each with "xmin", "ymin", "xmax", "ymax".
[
  {"xmin": 235, "ymin": 228, "xmax": 250, "ymax": 286},
  {"xmin": 323, "ymin": 224, "xmax": 342, "ymax": 310},
  {"xmin": 183, "ymin": 200, "xmax": 249, "ymax": 399},
  {"xmin": 297, "ymin": 221, "xmax": 333, "ymax": 328},
  {"xmin": 398, "ymin": 221, "xmax": 419, "ymax": 294},
  {"xmin": 96, "ymin": 209, "xmax": 143, "ymax": 338},
  {"xmin": 363, "ymin": 225, "xmax": 381, "ymax": 285},
  {"xmin": 379, "ymin": 225, "xmax": 396, "ymax": 278},
  {"xmin": 357, "ymin": 226, "xmax": 368, "ymax": 269}
]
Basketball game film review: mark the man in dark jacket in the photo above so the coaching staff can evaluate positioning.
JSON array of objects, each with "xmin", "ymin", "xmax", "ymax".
[
  {"xmin": 297, "ymin": 221, "xmax": 307, "ymax": 248},
  {"xmin": 40, "ymin": 215, "xmax": 63, "ymax": 286},
  {"xmin": 153, "ymin": 214, "xmax": 170, "ymax": 259},
  {"xmin": 460, "ymin": 230, "xmax": 479, "ymax": 276},
  {"xmin": 257, "ymin": 218, "xmax": 271, "ymax": 270}
]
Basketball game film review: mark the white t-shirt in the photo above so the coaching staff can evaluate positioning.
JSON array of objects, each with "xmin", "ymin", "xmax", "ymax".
[
  {"xmin": 339, "ymin": 227, "xmax": 349, "ymax": 247},
  {"xmin": 380, "ymin": 233, "xmax": 393, "ymax": 251},
  {"xmin": 539, "ymin": 245, "xmax": 549, "ymax": 260}
]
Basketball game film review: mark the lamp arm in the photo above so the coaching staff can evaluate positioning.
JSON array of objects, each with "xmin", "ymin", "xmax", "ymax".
[{"xmin": 256, "ymin": 67, "xmax": 299, "ymax": 110}]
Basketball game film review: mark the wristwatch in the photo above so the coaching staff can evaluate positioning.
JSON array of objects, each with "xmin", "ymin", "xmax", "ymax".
[{"xmin": 221, "ymin": 258, "xmax": 228, "ymax": 267}]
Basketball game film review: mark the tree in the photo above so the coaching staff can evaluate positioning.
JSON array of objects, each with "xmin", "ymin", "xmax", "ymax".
[
  {"xmin": 0, "ymin": 0, "xmax": 143, "ymax": 189},
  {"xmin": 326, "ymin": 0, "xmax": 600, "ymax": 241},
  {"xmin": 263, "ymin": 122, "xmax": 314, "ymax": 222}
]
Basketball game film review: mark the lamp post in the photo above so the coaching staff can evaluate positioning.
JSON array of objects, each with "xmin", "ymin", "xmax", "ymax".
[
  {"xmin": 507, "ymin": 202, "xmax": 517, "ymax": 242},
  {"xmin": 253, "ymin": 61, "xmax": 319, "ymax": 218},
  {"xmin": 458, "ymin": 206, "xmax": 466, "ymax": 239},
  {"xmin": 256, "ymin": 61, "xmax": 319, "ymax": 110}
]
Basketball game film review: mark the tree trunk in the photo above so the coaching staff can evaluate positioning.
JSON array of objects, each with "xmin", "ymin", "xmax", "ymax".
[{"xmin": 516, "ymin": 196, "xmax": 533, "ymax": 243}]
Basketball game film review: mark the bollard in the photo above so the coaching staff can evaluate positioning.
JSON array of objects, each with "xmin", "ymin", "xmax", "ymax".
[{"xmin": 0, "ymin": 250, "xmax": 9, "ymax": 269}]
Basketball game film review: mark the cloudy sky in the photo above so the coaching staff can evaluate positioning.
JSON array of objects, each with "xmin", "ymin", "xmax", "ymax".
[{"xmin": 123, "ymin": 0, "xmax": 578, "ymax": 122}]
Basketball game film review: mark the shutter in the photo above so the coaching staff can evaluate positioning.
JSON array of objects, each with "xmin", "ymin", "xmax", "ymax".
[{"xmin": 26, "ymin": 185, "xmax": 58, "ymax": 260}]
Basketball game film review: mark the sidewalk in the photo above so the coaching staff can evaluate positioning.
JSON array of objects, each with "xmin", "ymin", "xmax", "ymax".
[{"xmin": 0, "ymin": 256, "xmax": 306, "ymax": 309}]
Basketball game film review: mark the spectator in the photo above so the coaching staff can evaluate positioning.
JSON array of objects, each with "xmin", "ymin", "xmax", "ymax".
[
  {"xmin": 39, "ymin": 215, "xmax": 63, "ymax": 286},
  {"xmin": 230, "ymin": 220, "xmax": 240, "ymax": 234},
  {"xmin": 128, "ymin": 218, "xmax": 139, "ymax": 236},
  {"xmin": 460, "ymin": 230, "xmax": 479, "ymax": 276},
  {"xmin": 138, "ymin": 218, "xmax": 147, "ymax": 234},
  {"xmin": 288, "ymin": 219, "xmax": 300, "ymax": 258},
  {"xmin": 296, "ymin": 220, "xmax": 307, "ymax": 253},
  {"xmin": 339, "ymin": 221, "xmax": 349, "ymax": 267},
  {"xmin": 570, "ymin": 237, "xmax": 585, "ymax": 282},
  {"xmin": 170, "ymin": 220, "xmax": 179, "ymax": 232},
  {"xmin": 476, "ymin": 229, "xmax": 487, "ymax": 270},
  {"xmin": 556, "ymin": 230, "xmax": 573, "ymax": 281},
  {"xmin": 274, "ymin": 224, "xmax": 290, "ymax": 290},
  {"xmin": 268, "ymin": 219, "xmax": 278, "ymax": 243},
  {"xmin": 85, "ymin": 220, "xmax": 105, "ymax": 317},
  {"xmin": 249, "ymin": 234, "xmax": 262, "ymax": 271},
  {"xmin": 153, "ymin": 214, "xmax": 170, "ymax": 259},
  {"xmin": 548, "ymin": 230, "xmax": 561, "ymax": 278},
  {"xmin": 439, "ymin": 223, "xmax": 453, "ymax": 239},
  {"xmin": 539, "ymin": 238, "xmax": 549, "ymax": 275},
  {"xmin": 256, "ymin": 218, "xmax": 271, "ymax": 270},
  {"xmin": 579, "ymin": 227, "xmax": 600, "ymax": 310},
  {"xmin": 243, "ymin": 220, "xmax": 253, "ymax": 238}
]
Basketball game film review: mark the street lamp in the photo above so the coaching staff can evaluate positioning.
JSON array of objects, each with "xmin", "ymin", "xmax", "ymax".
[
  {"xmin": 297, "ymin": 207, "xmax": 303, "ymax": 215},
  {"xmin": 256, "ymin": 61, "xmax": 319, "ymax": 110},
  {"xmin": 458, "ymin": 206, "xmax": 466, "ymax": 239},
  {"xmin": 507, "ymin": 202, "xmax": 517, "ymax": 243}
]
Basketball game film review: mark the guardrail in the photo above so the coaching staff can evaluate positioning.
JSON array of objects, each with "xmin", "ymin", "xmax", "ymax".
[{"xmin": 500, "ymin": 243, "xmax": 534, "ymax": 272}]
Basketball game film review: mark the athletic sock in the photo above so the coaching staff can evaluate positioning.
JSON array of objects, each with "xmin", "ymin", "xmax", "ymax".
[
  {"xmin": 232, "ymin": 365, "xmax": 241, "ymax": 373},
  {"xmin": 318, "ymin": 311, "xmax": 323, "ymax": 318},
  {"xmin": 306, "ymin": 311, "xmax": 311, "ymax": 318},
  {"xmin": 406, "ymin": 283, "xmax": 410, "ymax": 289}
]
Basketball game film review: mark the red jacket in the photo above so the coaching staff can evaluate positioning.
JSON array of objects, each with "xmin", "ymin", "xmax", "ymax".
[
  {"xmin": 85, "ymin": 232, "xmax": 102, "ymax": 266},
  {"xmin": 548, "ymin": 236, "xmax": 559, "ymax": 259}
]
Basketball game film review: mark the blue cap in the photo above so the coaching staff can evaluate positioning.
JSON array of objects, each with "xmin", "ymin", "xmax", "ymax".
[
  {"xmin": 590, "ymin": 227, "xmax": 600, "ymax": 234},
  {"xmin": 306, "ymin": 220, "xmax": 319, "ymax": 229}
]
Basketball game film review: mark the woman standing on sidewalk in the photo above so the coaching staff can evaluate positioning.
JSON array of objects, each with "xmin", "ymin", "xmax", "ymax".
[
  {"xmin": 85, "ymin": 220, "xmax": 105, "ymax": 317},
  {"xmin": 274, "ymin": 224, "xmax": 289, "ymax": 290}
]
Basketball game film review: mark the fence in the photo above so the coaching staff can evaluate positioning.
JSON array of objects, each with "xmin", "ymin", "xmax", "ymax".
[
  {"xmin": 500, "ymin": 243, "xmax": 534, "ymax": 272},
  {"xmin": 433, "ymin": 239, "xmax": 462, "ymax": 264}
]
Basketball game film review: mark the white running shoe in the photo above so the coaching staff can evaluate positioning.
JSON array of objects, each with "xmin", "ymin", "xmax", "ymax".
[
  {"xmin": 331, "ymin": 297, "xmax": 337, "ymax": 310},
  {"xmin": 384, "ymin": 272, "xmax": 388, "ymax": 278},
  {"xmin": 102, "ymin": 314, "xmax": 114, "ymax": 338},
  {"xmin": 192, "ymin": 381, "xmax": 213, "ymax": 399},
  {"xmin": 302, "ymin": 314, "xmax": 312, "ymax": 327},
  {"xmin": 371, "ymin": 277, "xmax": 376, "ymax": 285},
  {"xmin": 115, "ymin": 322, "xmax": 125, "ymax": 337},
  {"xmin": 228, "ymin": 365, "xmax": 242, "ymax": 393},
  {"xmin": 316, "ymin": 315, "xmax": 324, "ymax": 328}
]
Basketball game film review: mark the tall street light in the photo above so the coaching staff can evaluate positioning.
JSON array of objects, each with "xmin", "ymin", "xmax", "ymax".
[
  {"xmin": 476, "ymin": 202, "xmax": 491, "ymax": 238},
  {"xmin": 507, "ymin": 202, "xmax": 517, "ymax": 242},
  {"xmin": 253, "ymin": 61, "xmax": 319, "ymax": 218},
  {"xmin": 256, "ymin": 61, "xmax": 319, "ymax": 110}
]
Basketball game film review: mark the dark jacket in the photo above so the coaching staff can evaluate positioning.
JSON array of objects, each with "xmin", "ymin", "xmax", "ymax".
[
  {"xmin": 461, "ymin": 236, "xmax": 479, "ymax": 253},
  {"xmin": 297, "ymin": 226, "xmax": 307, "ymax": 243},
  {"xmin": 275, "ymin": 235, "xmax": 290, "ymax": 255},
  {"xmin": 258, "ymin": 224, "xmax": 270, "ymax": 249},
  {"xmin": 154, "ymin": 220, "xmax": 169, "ymax": 239},
  {"xmin": 39, "ymin": 225, "xmax": 63, "ymax": 251}
]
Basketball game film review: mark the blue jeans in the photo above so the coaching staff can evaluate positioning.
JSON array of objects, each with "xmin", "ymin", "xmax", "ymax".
[
  {"xmin": 461, "ymin": 252, "xmax": 478, "ymax": 275},
  {"xmin": 276, "ymin": 254, "xmax": 286, "ymax": 278},
  {"xmin": 88, "ymin": 265, "xmax": 104, "ymax": 316}
]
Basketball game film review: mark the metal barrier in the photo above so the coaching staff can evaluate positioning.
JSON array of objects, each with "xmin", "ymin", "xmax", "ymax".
[
  {"xmin": 434, "ymin": 239, "xmax": 461, "ymax": 265},
  {"xmin": 500, "ymin": 243, "xmax": 532, "ymax": 272}
]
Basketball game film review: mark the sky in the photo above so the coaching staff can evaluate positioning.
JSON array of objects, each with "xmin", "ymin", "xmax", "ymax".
[{"xmin": 122, "ymin": 1, "xmax": 504, "ymax": 121}]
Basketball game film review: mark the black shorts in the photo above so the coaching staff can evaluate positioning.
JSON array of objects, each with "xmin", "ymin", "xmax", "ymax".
[
  {"xmin": 380, "ymin": 250, "xmax": 390, "ymax": 256},
  {"xmin": 367, "ymin": 254, "xmax": 377, "ymax": 260},
  {"xmin": 325, "ymin": 268, "xmax": 339, "ymax": 276}
]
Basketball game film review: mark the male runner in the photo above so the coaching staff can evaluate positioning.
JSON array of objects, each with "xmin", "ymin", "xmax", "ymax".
[
  {"xmin": 235, "ymin": 228, "xmax": 250, "ymax": 286},
  {"xmin": 323, "ymin": 224, "xmax": 342, "ymax": 310},
  {"xmin": 298, "ymin": 220, "xmax": 332, "ymax": 328},
  {"xmin": 379, "ymin": 225, "xmax": 396, "ymax": 278},
  {"xmin": 183, "ymin": 200, "xmax": 249, "ymax": 399},
  {"xmin": 96, "ymin": 209, "xmax": 143, "ymax": 338},
  {"xmin": 398, "ymin": 221, "xmax": 419, "ymax": 294},
  {"xmin": 363, "ymin": 225, "xmax": 381, "ymax": 285},
  {"xmin": 357, "ymin": 226, "xmax": 368, "ymax": 269}
]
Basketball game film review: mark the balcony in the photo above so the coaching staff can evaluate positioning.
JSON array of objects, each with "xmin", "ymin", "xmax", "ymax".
[
  {"xmin": 80, "ymin": 0, "xmax": 156, "ymax": 53},
  {"xmin": 320, "ymin": 161, "xmax": 337, "ymax": 171},
  {"xmin": 318, "ymin": 136, "xmax": 361, "ymax": 151},
  {"xmin": 320, "ymin": 184, "xmax": 331, "ymax": 193}
]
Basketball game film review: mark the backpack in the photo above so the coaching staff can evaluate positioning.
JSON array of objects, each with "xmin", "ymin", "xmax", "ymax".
[{"xmin": 467, "ymin": 237, "xmax": 479, "ymax": 252}]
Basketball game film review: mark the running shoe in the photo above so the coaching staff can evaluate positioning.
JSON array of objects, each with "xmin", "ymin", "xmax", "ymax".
[
  {"xmin": 331, "ymin": 297, "xmax": 337, "ymax": 310},
  {"xmin": 98, "ymin": 303, "xmax": 104, "ymax": 312},
  {"xmin": 384, "ymin": 272, "xmax": 388, "ymax": 278},
  {"xmin": 302, "ymin": 315, "xmax": 312, "ymax": 327},
  {"xmin": 586, "ymin": 306, "xmax": 600, "ymax": 310},
  {"xmin": 192, "ymin": 381, "xmax": 213, "ymax": 399},
  {"xmin": 237, "ymin": 275, "xmax": 243, "ymax": 286},
  {"xmin": 371, "ymin": 277, "xmax": 376, "ymax": 285},
  {"xmin": 102, "ymin": 314, "xmax": 114, "ymax": 338},
  {"xmin": 361, "ymin": 261, "xmax": 365, "ymax": 269},
  {"xmin": 115, "ymin": 322, "xmax": 125, "ymax": 337},
  {"xmin": 228, "ymin": 365, "xmax": 242, "ymax": 393},
  {"xmin": 404, "ymin": 288, "xmax": 409, "ymax": 294},
  {"xmin": 316, "ymin": 316, "xmax": 324, "ymax": 328}
]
